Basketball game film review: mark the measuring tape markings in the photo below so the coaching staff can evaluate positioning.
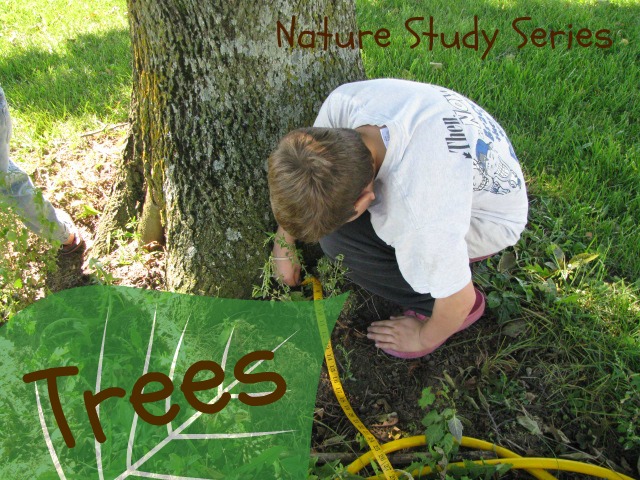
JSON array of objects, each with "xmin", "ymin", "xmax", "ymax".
[{"xmin": 307, "ymin": 277, "xmax": 399, "ymax": 480}]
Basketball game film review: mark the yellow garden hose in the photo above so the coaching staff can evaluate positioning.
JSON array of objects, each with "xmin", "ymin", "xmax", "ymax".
[
  {"xmin": 349, "ymin": 436, "xmax": 634, "ymax": 480},
  {"xmin": 347, "ymin": 436, "xmax": 555, "ymax": 480},
  {"xmin": 307, "ymin": 276, "xmax": 635, "ymax": 480}
]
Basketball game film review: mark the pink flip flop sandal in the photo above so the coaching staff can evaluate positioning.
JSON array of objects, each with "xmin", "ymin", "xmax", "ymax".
[{"xmin": 381, "ymin": 287, "xmax": 486, "ymax": 359}]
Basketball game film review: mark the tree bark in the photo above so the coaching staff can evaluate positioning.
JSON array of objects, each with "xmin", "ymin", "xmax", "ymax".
[
  {"xmin": 107, "ymin": 0, "xmax": 365, "ymax": 297},
  {"xmin": 92, "ymin": 118, "xmax": 144, "ymax": 256}
]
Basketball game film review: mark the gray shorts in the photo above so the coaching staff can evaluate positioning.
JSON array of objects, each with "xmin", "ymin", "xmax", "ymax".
[
  {"xmin": 319, "ymin": 211, "xmax": 495, "ymax": 316},
  {"xmin": 319, "ymin": 210, "xmax": 436, "ymax": 316}
]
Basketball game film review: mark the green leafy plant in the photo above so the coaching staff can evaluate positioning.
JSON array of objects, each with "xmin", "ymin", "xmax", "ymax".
[
  {"xmin": 252, "ymin": 232, "xmax": 308, "ymax": 302},
  {"xmin": 105, "ymin": 216, "xmax": 144, "ymax": 265},
  {"xmin": 0, "ymin": 211, "xmax": 58, "ymax": 323},
  {"xmin": 316, "ymin": 254, "xmax": 348, "ymax": 298},
  {"xmin": 315, "ymin": 253, "xmax": 363, "ymax": 321},
  {"xmin": 411, "ymin": 387, "xmax": 511, "ymax": 479},
  {"xmin": 85, "ymin": 257, "xmax": 116, "ymax": 286},
  {"xmin": 419, "ymin": 387, "xmax": 462, "ymax": 477},
  {"xmin": 614, "ymin": 369, "xmax": 640, "ymax": 451},
  {"xmin": 336, "ymin": 344, "xmax": 356, "ymax": 382}
]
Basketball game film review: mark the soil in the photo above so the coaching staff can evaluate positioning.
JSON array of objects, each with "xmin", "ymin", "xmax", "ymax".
[
  {"xmin": 22, "ymin": 128, "xmax": 638, "ymax": 479},
  {"xmin": 310, "ymin": 282, "xmax": 640, "ymax": 478},
  {"xmin": 312, "ymin": 285, "xmax": 558, "ymax": 477}
]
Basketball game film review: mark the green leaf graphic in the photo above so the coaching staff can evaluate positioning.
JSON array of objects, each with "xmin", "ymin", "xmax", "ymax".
[{"xmin": 0, "ymin": 286, "xmax": 346, "ymax": 479}]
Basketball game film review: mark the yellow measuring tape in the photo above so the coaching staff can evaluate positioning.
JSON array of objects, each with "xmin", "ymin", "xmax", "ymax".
[
  {"xmin": 306, "ymin": 277, "xmax": 399, "ymax": 480},
  {"xmin": 306, "ymin": 276, "xmax": 635, "ymax": 480}
]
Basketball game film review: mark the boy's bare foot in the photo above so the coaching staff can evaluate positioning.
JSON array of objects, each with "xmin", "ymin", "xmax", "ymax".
[{"xmin": 371, "ymin": 287, "xmax": 486, "ymax": 359}]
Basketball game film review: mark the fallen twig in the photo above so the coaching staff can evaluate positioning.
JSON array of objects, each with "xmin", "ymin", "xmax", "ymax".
[{"xmin": 81, "ymin": 122, "xmax": 128, "ymax": 138}]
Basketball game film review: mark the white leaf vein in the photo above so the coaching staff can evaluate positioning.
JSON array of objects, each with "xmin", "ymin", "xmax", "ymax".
[{"xmin": 113, "ymin": 320, "xmax": 299, "ymax": 480}]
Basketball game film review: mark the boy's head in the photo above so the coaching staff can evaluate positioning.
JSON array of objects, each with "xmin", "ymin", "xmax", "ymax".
[{"xmin": 268, "ymin": 127, "xmax": 374, "ymax": 243}]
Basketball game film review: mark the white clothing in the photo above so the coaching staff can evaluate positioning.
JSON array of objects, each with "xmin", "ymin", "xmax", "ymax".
[{"xmin": 314, "ymin": 79, "xmax": 528, "ymax": 298}]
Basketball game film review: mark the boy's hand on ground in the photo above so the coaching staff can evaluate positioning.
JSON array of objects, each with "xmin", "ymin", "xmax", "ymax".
[
  {"xmin": 272, "ymin": 225, "xmax": 301, "ymax": 286},
  {"xmin": 272, "ymin": 242, "xmax": 301, "ymax": 286},
  {"xmin": 366, "ymin": 316, "xmax": 433, "ymax": 353}
]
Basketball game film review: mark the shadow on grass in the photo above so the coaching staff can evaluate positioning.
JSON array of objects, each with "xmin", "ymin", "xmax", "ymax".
[
  {"xmin": 351, "ymin": 0, "xmax": 640, "ymax": 469},
  {"xmin": 0, "ymin": 28, "xmax": 131, "ymax": 122},
  {"xmin": 357, "ymin": 0, "xmax": 640, "ymax": 278}
]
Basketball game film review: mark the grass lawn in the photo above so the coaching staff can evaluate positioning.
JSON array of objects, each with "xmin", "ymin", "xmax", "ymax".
[
  {"xmin": 1, "ymin": 0, "xmax": 639, "ymax": 476},
  {"xmin": 0, "ymin": 0, "xmax": 132, "ymax": 314}
]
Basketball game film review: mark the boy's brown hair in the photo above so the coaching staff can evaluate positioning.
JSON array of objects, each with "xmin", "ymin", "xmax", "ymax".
[{"xmin": 268, "ymin": 127, "xmax": 374, "ymax": 243}]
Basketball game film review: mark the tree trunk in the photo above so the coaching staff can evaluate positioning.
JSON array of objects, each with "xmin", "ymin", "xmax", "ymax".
[
  {"xmin": 109, "ymin": 0, "xmax": 365, "ymax": 297},
  {"xmin": 92, "ymin": 119, "xmax": 145, "ymax": 256}
]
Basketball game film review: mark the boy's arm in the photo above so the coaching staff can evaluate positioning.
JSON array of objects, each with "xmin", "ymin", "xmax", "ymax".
[
  {"xmin": 272, "ymin": 225, "xmax": 301, "ymax": 286},
  {"xmin": 366, "ymin": 281, "xmax": 476, "ymax": 353}
]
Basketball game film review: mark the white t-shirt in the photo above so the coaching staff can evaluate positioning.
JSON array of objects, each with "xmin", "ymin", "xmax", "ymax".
[{"xmin": 314, "ymin": 79, "xmax": 528, "ymax": 298}]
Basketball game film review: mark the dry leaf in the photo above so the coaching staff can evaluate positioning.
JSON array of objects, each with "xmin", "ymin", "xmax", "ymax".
[
  {"xmin": 517, "ymin": 414, "xmax": 542, "ymax": 435},
  {"xmin": 560, "ymin": 452, "xmax": 596, "ymax": 461},
  {"xmin": 443, "ymin": 370, "xmax": 456, "ymax": 389},
  {"xmin": 568, "ymin": 253, "xmax": 599, "ymax": 269},
  {"xmin": 448, "ymin": 415, "xmax": 463, "ymax": 443},
  {"xmin": 548, "ymin": 425, "xmax": 571, "ymax": 444},
  {"xmin": 373, "ymin": 412, "xmax": 399, "ymax": 427},
  {"xmin": 502, "ymin": 320, "xmax": 528, "ymax": 338},
  {"xmin": 498, "ymin": 251, "xmax": 517, "ymax": 272},
  {"xmin": 322, "ymin": 435, "xmax": 345, "ymax": 447},
  {"xmin": 375, "ymin": 398, "xmax": 392, "ymax": 411}
]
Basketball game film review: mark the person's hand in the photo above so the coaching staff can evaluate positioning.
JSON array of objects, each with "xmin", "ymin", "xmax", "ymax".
[
  {"xmin": 366, "ymin": 316, "xmax": 432, "ymax": 353},
  {"xmin": 272, "ymin": 228, "xmax": 301, "ymax": 286},
  {"xmin": 367, "ymin": 283, "xmax": 475, "ymax": 355}
]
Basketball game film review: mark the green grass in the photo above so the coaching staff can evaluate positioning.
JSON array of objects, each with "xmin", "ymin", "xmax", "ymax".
[
  {"xmin": 1, "ymin": 0, "xmax": 639, "ymax": 470},
  {"xmin": 0, "ymin": 0, "xmax": 130, "ymax": 161},
  {"xmin": 357, "ymin": 0, "xmax": 640, "ymax": 461},
  {"xmin": 358, "ymin": 0, "xmax": 640, "ymax": 278},
  {"xmin": 0, "ymin": 0, "xmax": 131, "ymax": 319}
]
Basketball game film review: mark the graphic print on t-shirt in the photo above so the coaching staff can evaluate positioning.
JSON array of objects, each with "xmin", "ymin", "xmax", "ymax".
[
  {"xmin": 474, "ymin": 139, "xmax": 523, "ymax": 194},
  {"xmin": 438, "ymin": 87, "xmax": 523, "ymax": 196}
]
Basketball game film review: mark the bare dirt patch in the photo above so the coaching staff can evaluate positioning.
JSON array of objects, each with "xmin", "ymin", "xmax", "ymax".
[
  {"xmin": 26, "ymin": 124, "xmax": 166, "ymax": 293},
  {"xmin": 311, "ymin": 284, "xmax": 634, "ymax": 478}
]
